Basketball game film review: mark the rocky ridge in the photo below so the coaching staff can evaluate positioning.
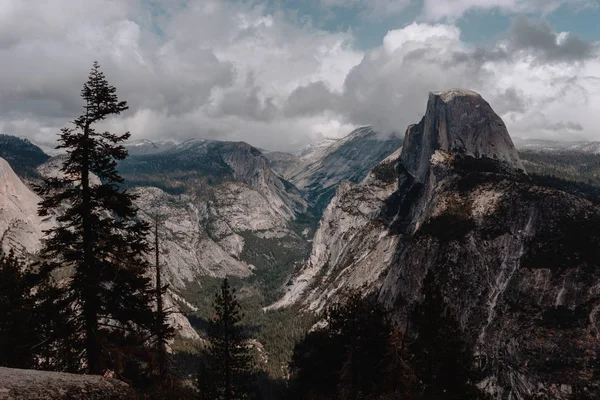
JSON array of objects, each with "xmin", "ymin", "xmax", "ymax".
[
  {"xmin": 1, "ymin": 138, "xmax": 310, "ymax": 340},
  {"xmin": 276, "ymin": 89, "xmax": 600, "ymax": 398}
]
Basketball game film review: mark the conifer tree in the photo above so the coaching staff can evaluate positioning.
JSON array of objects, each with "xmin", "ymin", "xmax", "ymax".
[
  {"xmin": 289, "ymin": 291, "xmax": 393, "ymax": 400},
  {"xmin": 151, "ymin": 213, "xmax": 174, "ymax": 378},
  {"xmin": 0, "ymin": 250, "xmax": 37, "ymax": 369},
  {"xmin": 199, "ymin": 278, "xmax": 252, "ymax": 400},
  {"xmin": 35, "ymin": 61, "xmax": 157, "ymax": 375}
]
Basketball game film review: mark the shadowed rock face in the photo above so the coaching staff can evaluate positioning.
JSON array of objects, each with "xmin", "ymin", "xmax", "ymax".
[
  {"xmin": 276, "ymin": 89, "xmax": 600, "ymax": 399},
  {"xmin": 402, "ymin": 89, "xmax": 525, "ymax": 182}
]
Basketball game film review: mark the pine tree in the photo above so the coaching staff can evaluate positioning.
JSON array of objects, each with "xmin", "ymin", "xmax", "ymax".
[
  {"xmin": 199, "ymin": 278, "xmax": 253, "ymax": 400},
  {"xmin": 33, "ymin": 272, "xmax": 81, "ymax": 372},
  {"xmin": 289, "ymin": 291, "xmax": 393, "ymax": 400},
  {"xmin": 151, "ymin": 213, "xmax": 174, "ymax": 379},
  {"xmin": 0, "ymin": 250, "xmax": 38, "ymax": 368},
  {"xmin": 35, "ymin": 61, "xmax": 157, "ymax": 375}
]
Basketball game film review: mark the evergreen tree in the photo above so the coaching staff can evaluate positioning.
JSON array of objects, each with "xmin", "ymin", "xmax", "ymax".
[
  {"xmin": 0, "ymin": 250, "xmax": 37, "ymax": 369},
  {"xmin": 35, "ymin": 61, "xmax": 157, "ymax": 376},
  {"xmin": 199, "ymin": 278, "xmax": 253, "ymax": 400},
  {"xmin": 151, "ymin": 213, "xmax": 174, "ymax": 379},
  {"xmin": 289, "ymin": 291, "xmax": 394, "ymax": 400},
  {"xmin": 33, "ymin": 271, "xmax": 81, "ymax": 372}
]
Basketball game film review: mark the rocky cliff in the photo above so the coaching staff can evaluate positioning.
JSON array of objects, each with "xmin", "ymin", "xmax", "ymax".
[
  {"xmin": 117, "ymin": 139, "xmax": 307, "ymax": 284},
  {"xmin": 276, "ymin": 89, "xmax": 600, "ymax": 398},
  {"xmin": 0, "ymin": 157, "xmax": 52, "ymax": 255}
]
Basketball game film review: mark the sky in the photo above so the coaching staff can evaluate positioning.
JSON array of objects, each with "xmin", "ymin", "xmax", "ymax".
[{"xmin": 0, "ymin": 0, "xmax": 599, "ymax": 151}]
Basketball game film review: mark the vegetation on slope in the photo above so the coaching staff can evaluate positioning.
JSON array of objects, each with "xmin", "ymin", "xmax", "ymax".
[{"xmin": 0, "ymin": 134, "xmax": 50, "ymax": 180}]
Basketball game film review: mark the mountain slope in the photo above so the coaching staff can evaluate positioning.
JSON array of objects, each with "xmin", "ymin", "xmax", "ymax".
[
  {"xmin": 26, "ymin": 139, "xmax": 309, "ymax": 288},
  {"xmin": 0, "ymin": 157, "xmax": 51, "ymax": 255},
  {"xmin": 124, "ymin": 139, "xmax": 176, "ymax": 156},
  {"xmin": 0, "ymin": 134, "xmax": 50, "ymax": 180},
  {"xmin": 266, "ymin": 128, "xmax": 403, "ymax": 214},
  {"xmin": 277, "ymin": 90, "xmax": 600, "ymax": 398}
]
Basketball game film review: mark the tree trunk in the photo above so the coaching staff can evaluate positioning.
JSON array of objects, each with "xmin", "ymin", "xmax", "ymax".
[{"xmin": 82, "ymin": 121, "xmax": 101, "ymax": 374}]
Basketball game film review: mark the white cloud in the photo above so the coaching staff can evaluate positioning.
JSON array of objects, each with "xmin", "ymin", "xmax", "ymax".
[
  {"xmin": 285, "ymin": 18, "xmax": 600, "ymax": 141},
  {"xmin": 0, "ymin": 0, "xmax": 363, "ymax": 150},
  {"xmin": 0, "ymin": 1, "xmax": 599, "ymax": 151}
]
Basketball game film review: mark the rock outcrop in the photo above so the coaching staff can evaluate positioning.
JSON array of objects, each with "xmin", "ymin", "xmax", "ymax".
[
  {"xmin": 402, "ymin": 89, "xmax": 524, "ymax": 182},
  {"xmin": 276, "ymin": 89, "xmax": 600, "ymax": 398},
  {"xmin": 116, "ymin": 139, "xmax": 307, "ymax": 284},
  {"xmin": 0, "ymin": 367, "xmax": 133, "ymax": 399},
  {"xmin": 0, "ymin": 157, "xmax": 51, "ymax": 255}
]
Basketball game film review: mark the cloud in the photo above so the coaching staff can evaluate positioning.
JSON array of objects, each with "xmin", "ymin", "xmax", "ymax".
[
  {"xmin": 281, "ymin": 19, "xmax": 600, "ymax": 141},
  {"xmin": 0, "ymin": 0, "xmax": 599, "ymax": 151},
  {"xmin": 284, "ymin": 81, "xmax": 337, "ymax": 117},
  {"xmin": 506, "ymin": 15, "xmax": 596, "ymax": 62},
  {"xmin": 0, "ymin": 0, "xmax": 362, "ymax": 151}
]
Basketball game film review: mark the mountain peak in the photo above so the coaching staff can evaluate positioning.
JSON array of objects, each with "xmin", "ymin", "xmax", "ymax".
[
  {"xmin": 431, "ymin": 88, "xmax": 481, "ymax": 103},
  {"xmin": 401, "ymin": 89, "xmax": 525, "ymax": 182}
]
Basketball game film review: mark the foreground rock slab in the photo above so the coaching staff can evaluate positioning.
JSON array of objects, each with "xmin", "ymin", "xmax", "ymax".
[{"xmin": 0, "ymin": 367, "xmax": 133, "ymax": 400}]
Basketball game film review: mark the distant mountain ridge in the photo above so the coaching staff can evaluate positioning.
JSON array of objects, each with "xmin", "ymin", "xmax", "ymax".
[
  {"xmin": 514, "ymin": 137, "xmax": 600, "ymax": 154},
  {"xmin": 124, "ymin": 139, "xmax": 176, "ymax": 155},
  {"xmin": 265, "ymin": 127, "xmax": 404, "ymax": 214}
]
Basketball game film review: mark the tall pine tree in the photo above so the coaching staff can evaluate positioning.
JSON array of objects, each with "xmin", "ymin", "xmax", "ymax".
[
  {"xmin": 36, "ymin": 61, "xmax": 157, "ymax": 375},
  {"xmin": 199, "ymin": 278, "xmax": 252, "ymax": 400}
]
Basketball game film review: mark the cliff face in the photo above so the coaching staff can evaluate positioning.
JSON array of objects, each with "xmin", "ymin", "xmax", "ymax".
[
  {"xmin": 116, "ymin": 139, "xmax": 307, "ymax": 286},
  {"xmin": 402, "ymin": 89, "xmax": 524, "ymax": 182},
  {"xmin": 0, "ymin": 157, "xmax": 52, "ymax": 255},
  {"xmin": 277, "ymin": 90, "xmax": 600, "ymax": 398}
]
